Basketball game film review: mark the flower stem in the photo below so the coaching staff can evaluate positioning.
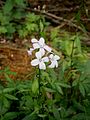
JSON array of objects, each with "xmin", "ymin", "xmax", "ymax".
[{"xmin": 38, "ymin": 68, "xmax": 41, "ymax": 95}]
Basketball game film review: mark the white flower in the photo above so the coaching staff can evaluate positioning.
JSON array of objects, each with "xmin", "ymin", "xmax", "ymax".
[
  {"xmin": 48, "ymin": 54, "xmax": 60, "ymax": 68},
  {"xmin": 31, "ymin": 52, "xmax": 49, "ymax": 70},
  {"xmin": 31, "ymin": 37, "xmax": 52, "ymax": 56},
  {"xmin": 27, "ymin": 48, "xmax": 34, "ymax": 55}
]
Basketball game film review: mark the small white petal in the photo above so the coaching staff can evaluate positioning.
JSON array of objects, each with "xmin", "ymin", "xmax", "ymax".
[
  {"xmin": 44, "ymin": 45, "xmax": 52, "ymax": 52},
  {"xmin": 31, "ymin": 59, "xmax": 39, "ymax": 66},
  {"xmin": 39, "ymin": 61, "xmax": 46, "ymax": 70},
  {"xmin": 42, "ymin": 57, "xmax": 49, "ymax": 62},
  {"xmin": 31, "ymin": 38, "xmax": 38, "ymax": 43},
  {"xmin": 49, "ymin": 54, "xmax": 54, "ymax": 59},
  {"xmin": 55, "ymin": 61, "xmax": 58, "ymax": 67},
  {"xmin": 33, "ymin": 43, "xmax": 40, "ymax": 49},
  {"xmin": 39, "ymin": 37, "xmax": 45, "ymax": 46},
  {"xmin": 35, "ymin": 51, "xmax": 42, "ymax": 59},
  {"xmin": 27, "ymin": 50, "xmax": 32, "ymax": 55},
  {"xmin": 48, "ymin": 61, "xmax": 55, "ymax": 68},
  {"xmin": 39, "ymin": 48, "xmax": 45, "ymax": 56},
  {"xmin": 54, "ymin": 55, "xmax": 60, "ymax": 60},
  {"xmin": 30, "ymin": 48, "xmax": 34, "ymax": 51},
  {"xmin": 27, "ymin": 48, "xmax": 34, "ymax": 55}
]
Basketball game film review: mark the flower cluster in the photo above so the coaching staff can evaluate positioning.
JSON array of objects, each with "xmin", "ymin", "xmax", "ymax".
[{"xmin": 28, "ymin": 37, "xmax": 60, "ymax": 70}]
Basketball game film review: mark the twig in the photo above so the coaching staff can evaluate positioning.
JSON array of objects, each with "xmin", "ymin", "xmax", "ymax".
[
  {"xmin": 47, "ymin": 6, "xmax": 79, "ymax": 12},
  {"xmin": 28, "ymin": 8, "xmax": 89, "ymax": 35}
]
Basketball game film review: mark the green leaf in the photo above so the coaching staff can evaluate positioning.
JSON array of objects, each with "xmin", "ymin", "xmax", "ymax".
[
  {"xmin": 65, "ymin": 40, "xmax": 73, "ymax": 56},
  {"xmin": 26, "ymin": 23, "xmax": 38, "ymax": 32},
  {"xmin": 79, "ymin": 83, "xmax": 85, "ymax": 96},
  {"xmin": 73, "ymin": 100, "xmax": 85, "ymax": 111},
  {"xmin": 0, "ymin": 97, "xmax": 10, "ymax": 114},
  {"xmin": 71, "ymin": 113, "xmax": 88, "ymax": 120},
  {"xmin": 22, "ymin": 110, "xmax": 38, "ymax": 120},
  {"xmin": 55, "ymin": 84, "xmax": 63, "ymax": 95},
  {"xmin": 62, "ymin": 59, "xmax": 71, "ymax": 72},
  {"xmin": 38, "ymin": 114, "xmax": 47, "ymax": 118},
  {"xmin": 5, "ymin": 94, "xmax": 18, "ymax": 100},
  {"xmin": 4, "ymin": 73, "xmax": 12, "ymax": 82},
  {"xmin": 72, "ymin": 79, "xmax": 78, "ymax": 87},
  {"xmin": 3, "ymin": 88, "xmax": 15, "ymax": 93},
  {"xmin": 75, "ymin": 35, "xmax": 81, "ymax": 53},
  {"xmin": 3, "ymin": 112, "xmax": 18, "ymax": 120},
  {"xmin": 58, "ymin": 83, "xmax": 71, "ymax": 88},
  {"xmin": 53, "ymin": 106, "xmax": 61, "ymax": 120},
  {"xmin": 6, "ymin": 24, "xmax": 16, "ymax": 34},
  {"xmin": 0, "ymin": 26, "xmax": 7, "ymax": 34},
  {"xmin": 15, "ymin": 0, "xmax": 26, "ymax": 7},
  {"xmin": 32, "ymin": 79, "xmax": 39, "ymax": 94},
  {"xmin": 39, "ymin": 20, "xmax": 44, "ymax": 32},
  {"xmin": 44, "ymin": 87, "xmax": 55, "ymax": 93},
  {"xmin": 3, "ymin": 0, "xmax": 14, "ymax": 14},
  {"xmin": 51, "ymin": 28, "xmax": 59, "ymax": 39}
]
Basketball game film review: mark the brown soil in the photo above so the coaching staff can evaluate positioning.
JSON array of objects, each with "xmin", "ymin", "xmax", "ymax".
[{"xmin": 0, "ymin": 43, "xmax": 34, "ymax": 81}]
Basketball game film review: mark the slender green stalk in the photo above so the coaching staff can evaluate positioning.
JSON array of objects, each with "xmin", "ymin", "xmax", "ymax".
[
  {"xmin": 69, "ymin": 39, "xmax": 75, "ymax": 104},
  {"xmin": 38, "ymin": 68, "xmax": 41, "ymax": 95}
]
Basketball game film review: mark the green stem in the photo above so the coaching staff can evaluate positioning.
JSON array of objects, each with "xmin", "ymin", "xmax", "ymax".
[
  {"xmin": 38, "ymin": 69, "xmax": 41, "ymax": 95},
  {"xmin": 69, "ymin": 39, "xmax": 75, "ymax": 103}
]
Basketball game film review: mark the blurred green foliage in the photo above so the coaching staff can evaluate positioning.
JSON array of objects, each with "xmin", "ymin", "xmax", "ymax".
[
  {"xmin": 0, "ymin": 0, "xmax": 49, "ymax": 39},
  {"xmin": 0, "ymin": 32, "xmax": 90, "ymax": 120},
  {"xmin": 0, "ymin": 0, "xmax": 90, "ymax": 120}
]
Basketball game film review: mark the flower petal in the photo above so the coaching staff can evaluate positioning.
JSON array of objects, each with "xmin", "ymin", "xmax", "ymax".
[
  {"xmin": 55, "ymin": 61, "xmax": 58, "ymax": 67},
  {"xmin": 48, "ymin": 61, "xmax": 55, "ymax": 68},
  {"xmin": 44, "ymin": 45, "xmax": 52, "ymax": 52},
  {"xmin": 31, "ymin": 59, "xmax": 39, "ymax": 66},
  {"xmin": 54, "ymin": 55, "xmax": 60, "ymax": 60},
  {"xmin": 27, "ymin": 50, "xmax": 32, "ymax": 55},
  {"xmin": 39, "ymin": 48, "xmax": 45, "ymax": 56},
  {"xmin": 35, "ymin": 51, "xmax": 42, "ymax": 59},
  {"xmin": 42, "ymin": 57, "xmax": 49, "ymax": 62},
  {"xmin": 39, "ymin": 37, "xmax": 45, "ymax": 46},
  {"xmin": 27, "ymin": 48, "xmax": 34, "ymax": 55},
  {"xmin": 31, "ymin": 38, "xmax": 38, "ymax": 43},
  {"xmin": 39, "ymin": 61, "xmax": 46, "ymax": 70},
  {"xmin": 49, "ymin": 54, "xmax": 54, "ymax": 59},
  {"xmin": 33, "ymin": 43, "xmax": 40, "ymax": 49}
]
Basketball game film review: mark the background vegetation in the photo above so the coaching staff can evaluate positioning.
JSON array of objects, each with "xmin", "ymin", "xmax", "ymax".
[{"xmin": 0, "ymin": 0, "xmax": 90, "ymax": 120}]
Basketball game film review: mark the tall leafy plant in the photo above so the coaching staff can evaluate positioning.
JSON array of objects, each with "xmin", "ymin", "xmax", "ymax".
[{"xmin": 0, "ymin": 0, "xmax": 27, "ymax": 39}]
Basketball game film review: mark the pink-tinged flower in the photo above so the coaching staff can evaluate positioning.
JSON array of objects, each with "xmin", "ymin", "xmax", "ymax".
[
  {"xmin": 27, "ymin": 48, "xmax": 34, "ymax": 55},
  {"xmin": 31, "ymin": 52, "xmax": 49, "ymax": 70},
  {"xmin": 31, "ymin": 37, "xmax": 52, "ymax": 56},
  {"xmin": 48, "ymin": 54, "xmax": 60, "ymax": 68}
]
